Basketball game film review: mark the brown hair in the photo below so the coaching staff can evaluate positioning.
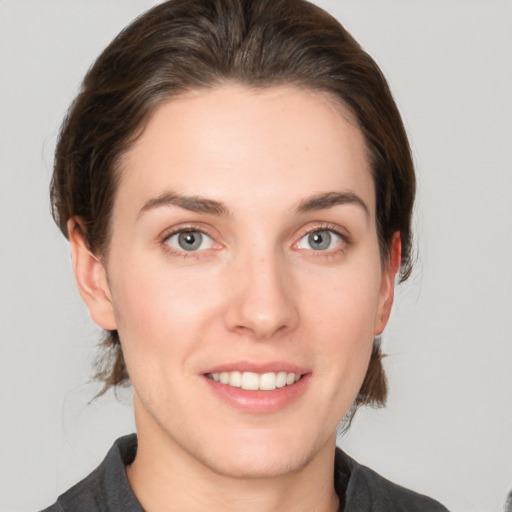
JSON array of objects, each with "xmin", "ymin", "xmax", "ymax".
[{"xmin": 51, "ymin": 0, "xmax": 415, "ymax": 416}]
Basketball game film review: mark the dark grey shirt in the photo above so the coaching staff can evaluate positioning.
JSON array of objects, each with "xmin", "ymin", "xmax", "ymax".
[{"xmin": 41, "ymin": 434, "xmax": 449, "ymax": 511}]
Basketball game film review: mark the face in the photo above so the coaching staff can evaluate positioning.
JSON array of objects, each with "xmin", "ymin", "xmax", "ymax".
[{"xmin": 73, "ymin": 84, "xmax": 399, "ymax": 479}]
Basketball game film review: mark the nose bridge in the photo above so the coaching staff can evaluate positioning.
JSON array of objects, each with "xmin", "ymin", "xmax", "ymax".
[{"xmin": 224, "ymin": 240, "xmax": 299, "ymax": 339}]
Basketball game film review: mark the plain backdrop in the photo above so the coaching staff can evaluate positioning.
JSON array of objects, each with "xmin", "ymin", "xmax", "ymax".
[{"xmin": 1, "ymin": 1, "xmax": 511, "ymax": 511}]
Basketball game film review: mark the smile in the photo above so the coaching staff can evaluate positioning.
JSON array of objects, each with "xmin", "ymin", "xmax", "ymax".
[{"xmin": 206, "ymin": 371, "xmax": 302, "ymax": 391}]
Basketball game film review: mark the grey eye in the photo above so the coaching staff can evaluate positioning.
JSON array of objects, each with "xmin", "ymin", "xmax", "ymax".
[
  {"xmin": 178, "ymin": 231, "xmax": 202, "ymax": 251},
  {"xmin": 165, "ymin": 230, "xmax": 213, "ymax": 252},
  {"xmin": 307, "ymin": 230, "xmax": 332, "ymax": 250},
  {"xmin": 297, "ymin": 229, "xmax": 342, "ymax": 251}
]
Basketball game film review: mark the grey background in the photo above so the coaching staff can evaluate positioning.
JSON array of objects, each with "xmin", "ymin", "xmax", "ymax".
[{"xmin": 1, "ymin": 1, "xmax": 511, "ymax": 511}]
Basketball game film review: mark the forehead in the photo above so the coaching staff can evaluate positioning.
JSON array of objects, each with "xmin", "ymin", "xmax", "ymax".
[{"xmin": 115, "ymin": 84, "xmax": 374, "ymax": 218}]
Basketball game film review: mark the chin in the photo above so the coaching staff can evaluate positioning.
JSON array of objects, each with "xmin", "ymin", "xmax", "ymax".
[
  {"xmin": 201, "ymin": 444, "xmax": 313, "ymax": 479},
  {"xmin": 184, "ymin": 426, "xmax": 327, "ymax": 479}
]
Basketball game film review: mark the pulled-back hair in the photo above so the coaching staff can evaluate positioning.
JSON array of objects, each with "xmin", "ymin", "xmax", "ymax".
[{"xmin": 51, "ymin": 0, "xmax": 415, "ymax": 417}]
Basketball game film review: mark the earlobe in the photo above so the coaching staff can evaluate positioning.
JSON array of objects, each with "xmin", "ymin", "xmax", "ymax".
[
  {"xmin": 375, "ymin": 232, "xmax": 402, "ymax": 335},
  {"xmin": 68, "ymin": 218, "xmax": 117, "ymax": 331}
]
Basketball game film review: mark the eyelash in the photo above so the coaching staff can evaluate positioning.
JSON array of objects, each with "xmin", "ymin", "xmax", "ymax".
[{"xmin": 159, "ymin": 223, "xmax": 350, "ymax": 260}]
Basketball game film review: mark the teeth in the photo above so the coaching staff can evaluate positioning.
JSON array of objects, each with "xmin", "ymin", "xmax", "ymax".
[
  {"xmin": 241, "ymin": 372, "xmax": 260, "ymax": 390},
  {"xmin": 276, "ymin": 371, "xmax": 287, "ymax": 388},
  {"xmin": 259, "ymin": 372, "xmax": 276, "ymax": 391},
  {"xmin": 208, "ymin": 371, "xmax": 301, "ymax": 391},
  {"xmin": 229, "ymin": 371, "xmax": 242, "ymax": 387}
]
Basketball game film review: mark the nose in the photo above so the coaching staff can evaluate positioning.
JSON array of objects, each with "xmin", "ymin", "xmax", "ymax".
[{"xmin": 223, "ymin": 251, "xmax": 299, "ymax": 340}]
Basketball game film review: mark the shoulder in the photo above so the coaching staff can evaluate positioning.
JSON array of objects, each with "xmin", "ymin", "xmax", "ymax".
[
  {"xmin": 38, "ymin": 462, "xmax": 107, "ymax": 512},
  {"xmin": 336, "ymin": 448, "xmax": 450, "ymax": 512},
  {"xmin": 39, "ymin": 504, "xmax": 64, "ymax": 512},
  {"xmin": 38, "ymin": 434, "xmax": 143, "ymax": 512}
]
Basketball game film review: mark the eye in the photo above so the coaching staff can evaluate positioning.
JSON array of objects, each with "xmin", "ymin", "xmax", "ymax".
[
  {"xmin": 165, "ymin": 230, "xmax": 214, "ymax": 252},
  {"xmin": 296, "ymin": 229, "xmax": 343, "ymax": 251}
]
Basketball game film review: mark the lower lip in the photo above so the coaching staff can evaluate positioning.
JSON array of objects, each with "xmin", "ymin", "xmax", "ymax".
[{"xmin": 203, "ymin": 374, "xmax": 310, "ymax": 413}]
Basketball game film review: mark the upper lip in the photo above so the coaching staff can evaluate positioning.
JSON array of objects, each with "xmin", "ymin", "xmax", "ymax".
[{"xmin": 202, "ymin": 361, "xmax": 310, "ymax": 375}]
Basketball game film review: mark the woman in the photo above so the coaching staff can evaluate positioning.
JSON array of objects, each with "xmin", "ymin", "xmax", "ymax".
[{"xmin": 41, "ymin": 0, "xmax": 448, "ymax": 510}]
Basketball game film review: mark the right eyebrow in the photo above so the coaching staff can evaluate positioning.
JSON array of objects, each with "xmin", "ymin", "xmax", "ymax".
[
  {"xmin": 137, "ymin": 192, "xmax": 230, "ymax": 218},
  {"xmin": 296, "ymin": 191, "xmax": 369, "ymax": 218}
]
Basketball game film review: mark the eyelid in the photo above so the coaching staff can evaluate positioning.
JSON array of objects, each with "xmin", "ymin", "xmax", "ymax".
[
  {"xmin": 295, "ymin": 222, "xmax": 349, "ymax": 241},
  {"xmin": 160, "ymin": 222, "xmax": 217, "ymax": 241}
]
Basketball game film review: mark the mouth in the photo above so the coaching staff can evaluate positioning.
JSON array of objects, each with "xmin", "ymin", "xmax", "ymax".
[
  {"xmin": 202, "ymin": 363, "xmax": 310, "ymax": 412},
  {"xmin": 206, "ymin": 371, "xmax": 302, "ymax": 391}
]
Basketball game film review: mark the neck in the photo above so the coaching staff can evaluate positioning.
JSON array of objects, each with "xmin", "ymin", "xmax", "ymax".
[{"xmin": 127, "ymin": 406, "xmax": 339, "ymax": 512}]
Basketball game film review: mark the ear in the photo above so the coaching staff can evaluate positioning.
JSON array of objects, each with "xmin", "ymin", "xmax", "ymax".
[
  {"xmin": 374, "ymin": 232, "xmax": 402, "ymax": 335},
  {"xmin": 68, "ymin": 218, "xmax": 117, "ymax": 331}
]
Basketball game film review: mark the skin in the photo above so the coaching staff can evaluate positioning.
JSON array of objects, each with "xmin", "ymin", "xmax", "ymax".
[{"xmin": 69, "ymin": 84, "xmax": 401, "ymax": 512}]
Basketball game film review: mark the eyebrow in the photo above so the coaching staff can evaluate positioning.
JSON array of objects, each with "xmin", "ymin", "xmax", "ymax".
[
  {"xmin": 297, "ymin": 191, "xmax": 369, "ymax": 217},
  {"xmin": 138, "ymin": 190, "xmax": 369, "ymax": 219},
  {"xmin": 138, "ymin": 192, "xmax": 229, "ymax": 217}
]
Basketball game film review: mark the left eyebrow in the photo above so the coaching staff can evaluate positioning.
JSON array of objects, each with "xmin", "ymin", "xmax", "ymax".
[
  {"xmin": 138, "ymin": 191, "xmax": 230, "ymax": 218},
  {"xmin": 296, "ymin": 191, "xmax": 370, "ymax": 218}
]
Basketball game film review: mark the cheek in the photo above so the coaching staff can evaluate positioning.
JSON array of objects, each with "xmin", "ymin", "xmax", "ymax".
[
  {"xmin": 300, "ymin": 259, "xmax": 382, "ymax": 391},
  {"xmin": 108, "ymin": 258, "xmax": 223, "ymax": 362},
  {"xmin": 303, "ymin": 262, "xmax": 382, "ymax": 336}
]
